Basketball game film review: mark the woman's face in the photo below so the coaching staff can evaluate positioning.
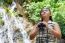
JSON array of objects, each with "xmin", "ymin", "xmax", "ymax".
[{"xmin": 41, "ymin": 8, "xmax": 51, "ymax": 18}]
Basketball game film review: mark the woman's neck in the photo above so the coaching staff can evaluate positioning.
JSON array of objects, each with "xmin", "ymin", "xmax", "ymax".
[{"xmin": 42, "ymin": 18, "xmax": 49, "ymax": 22}]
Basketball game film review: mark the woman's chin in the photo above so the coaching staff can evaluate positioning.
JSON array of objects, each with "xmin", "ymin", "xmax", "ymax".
[{"xmin": 42, "ymin": 15, "xmax": 46, "ymax": 17}]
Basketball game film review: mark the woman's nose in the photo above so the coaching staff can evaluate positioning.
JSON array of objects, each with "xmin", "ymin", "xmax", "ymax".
[{"xmin": 43, "ymin": 11, "xmax": 46, "ymax": 13}]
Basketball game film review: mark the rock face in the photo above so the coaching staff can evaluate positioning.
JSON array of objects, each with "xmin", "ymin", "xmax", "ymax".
[{"xmin": 15, "ymin": 2, "xmax": 35, "ymax": 43}]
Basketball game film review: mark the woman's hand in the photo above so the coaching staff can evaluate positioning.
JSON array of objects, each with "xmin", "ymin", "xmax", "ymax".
[
  {"xmin": 29, "ymin": 24, "xmax": 39, "ymax": 40},
  {"xmin": 42, "ymin": 21, "xmax": 48, "ymax": 28}
]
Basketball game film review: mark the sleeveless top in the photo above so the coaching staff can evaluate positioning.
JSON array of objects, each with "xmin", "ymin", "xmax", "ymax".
[{"xmin": 36, "ymin": 21, "xmax": 58, "ymax": 43}]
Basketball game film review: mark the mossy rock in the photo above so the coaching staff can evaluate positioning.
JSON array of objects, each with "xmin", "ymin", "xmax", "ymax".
[{"xmin": 0, "ymin": 19, "xmax": 4, "ymax": 26}]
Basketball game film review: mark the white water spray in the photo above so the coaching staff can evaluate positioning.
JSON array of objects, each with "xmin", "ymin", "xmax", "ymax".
[{"xmin": 0, "ymin": 1, "xmax": 31, "ymax": 43}]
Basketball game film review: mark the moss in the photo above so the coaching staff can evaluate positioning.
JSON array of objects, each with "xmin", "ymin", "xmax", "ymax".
[{"xmin": 0, "ymin": 19, "xmax": 4, "ymax": 26}]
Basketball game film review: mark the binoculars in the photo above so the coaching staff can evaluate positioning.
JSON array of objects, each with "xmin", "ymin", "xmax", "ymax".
[{"xmin": 38, "ymin": 22, "xmax": 46, "ymax": 31}]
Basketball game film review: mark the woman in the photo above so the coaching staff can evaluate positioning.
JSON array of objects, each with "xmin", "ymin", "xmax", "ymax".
[{"xmin": 30, "ymin": 7, "xmax": 61, "ymax": 43}]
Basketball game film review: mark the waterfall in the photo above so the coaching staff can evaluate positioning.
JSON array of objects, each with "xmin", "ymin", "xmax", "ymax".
[{"xmin": 0, "ymin": 1, "xmax": 31, "ymax": 43}]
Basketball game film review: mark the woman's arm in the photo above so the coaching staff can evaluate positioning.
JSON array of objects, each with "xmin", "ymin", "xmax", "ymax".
[
  {"xmin": 29, "ymin": 25, "xmax": 39, "ymax": 40},
  {"xmin": 50, "ymin": 22, "xmax": 61, "ymax": 39}
]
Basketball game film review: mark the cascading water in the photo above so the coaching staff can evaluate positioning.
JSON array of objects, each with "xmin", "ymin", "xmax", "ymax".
[{"xmin": 0, "ymin": 1, "xmax": 31, "ymax": 43}]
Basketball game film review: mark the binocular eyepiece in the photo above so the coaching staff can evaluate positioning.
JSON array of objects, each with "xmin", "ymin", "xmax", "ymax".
[{"xmin": 38, "ymin": 22, "xmax": 46, "ymax": 31}]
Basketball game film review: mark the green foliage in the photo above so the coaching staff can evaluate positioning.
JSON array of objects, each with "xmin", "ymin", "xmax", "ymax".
[
  {"xmin": 53, "ymin": 2, "xmax": 65, "ymax": 37},
  {"xmin": 32, "ymin": 0, "xmax": 44, "ymax": 2},
  {"xmin": 25, "ymin": 0, "xmax": 65, "ymax": 37},
  {"xmin": 0, "ymin": 13, "xmax": 4, "ymax": 26},
  {"xmin": 26, "ymin": 2, "xmax": 43, "ymax": 23},
  {"xmin": 25, "ymin": 0, "xmax": 52, "ymax": 24},
  {"xmin": 0, "ymin": 0, "xmax": 13, "ymax": 6},
  {"xmin": 4, "ymin": 0, "xmax": 13, "ymax": 5},
  {"xmin": 5, "ymin": 8, "xmax": 17, "ymax": 17}
]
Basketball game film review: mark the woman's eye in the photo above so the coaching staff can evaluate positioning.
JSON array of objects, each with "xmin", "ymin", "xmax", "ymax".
[
  {"xmin": 45, "ymin": 10, "xmax": 48, "ymax": 11},
  {"xmin": 43, "ymin": 9, "xmax": 49, "ymax": 12}
]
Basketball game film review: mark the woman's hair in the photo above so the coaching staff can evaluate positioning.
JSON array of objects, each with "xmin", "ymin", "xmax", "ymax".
[{"xmin": 40, "ymin": 7, "xmax": 52, "ymax": 21}]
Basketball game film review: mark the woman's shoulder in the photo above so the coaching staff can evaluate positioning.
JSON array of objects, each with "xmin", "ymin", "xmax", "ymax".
[{"xmin": 52, "ymin": 21, "xmax": 59, "ymax": 26}]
